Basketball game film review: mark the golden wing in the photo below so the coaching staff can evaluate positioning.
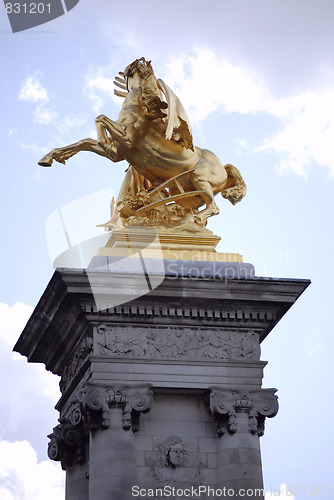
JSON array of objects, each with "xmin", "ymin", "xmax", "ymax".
[{"xmin": 157, "ymin": 79, "xmax": 193, "ymax": 150}]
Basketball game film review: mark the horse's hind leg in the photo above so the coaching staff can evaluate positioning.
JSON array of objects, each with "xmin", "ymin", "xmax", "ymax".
[
  {"xmin": 189, "ymin": 168, "xmax": 220, "ymax": 225},
  {"xmin": 38, "ymin": 138, "xmax": 110, "ymax": 166},
  {"xmin": 191, "ymin": 178, "xmax": 220, "ymax": 224}
]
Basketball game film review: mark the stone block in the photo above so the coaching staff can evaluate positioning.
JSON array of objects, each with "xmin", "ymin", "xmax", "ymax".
[
  {"xmin": 134, "ymin": 452, "xmax": 146, "ymax": 467},
  {"xmin": 89, "ymin": 475, "xmax": 135, "ymax": 499},
  {"xmin": 200, "ymin": 468, "xmax": 216, "ymax": 485},
  {"xmin": 205, "ymin": 421, "xmax": 217, "ymax": 438},
  {"xmin": 65, "ymin": 476, "xmax": 88, "ymax": 498},
  {"xmin": 89, "ymin": 358, "xmax": 266, "ymax": 390},
  {"xmin": 229, "ymin": 447, "xmax": 262, "ymax": 465},
  {"xmin": 144, "ymin": 419, "xmax": 207, "ymax": 438},
  {"xmin": 198, "ymin": 437, "xmax": 217, "ymax": 453},
  {"xmin": 216, "ymin": 463, "xmax": 263, "ymax": 481},
  {"xmin": 207, "ymin": 452, "xmax": 217, "ymax": 469},
  {"xmin": 134, "ymin": 434, "xmax": 153, "ymax": 451},
  {"xmin": 147, "ymin": 393, "xmax": 200, "ymax": 421},
  {"xmin": 89, "ymin": 459, "xmax": 137, "ymax": 478}
]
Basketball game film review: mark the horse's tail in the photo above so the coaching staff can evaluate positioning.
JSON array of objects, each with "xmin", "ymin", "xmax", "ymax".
[{"xmin": 221, "ymin": 164, "xmax": 247, "ymax": 205}]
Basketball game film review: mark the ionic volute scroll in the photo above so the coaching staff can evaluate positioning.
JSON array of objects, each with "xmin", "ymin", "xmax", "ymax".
[
  {"xmin": 123, "ymin": 386, "xmax": 152, "ymax": 432},
  {"xmin": 47, "ymin": 421, "xmax": 86, "ymax": 470},
  {"xmin": 74, "ymin": 382, "xmax": 152, "ymax": 432},
  {"xmin": 208, "ymin": 387, "xmax": 278, "ymax": 437}
]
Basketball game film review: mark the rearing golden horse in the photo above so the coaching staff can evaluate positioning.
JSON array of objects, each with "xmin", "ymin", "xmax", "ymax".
[{"xmin": 39, "ymin": 57, "xmax": 246, "ymax": 225}]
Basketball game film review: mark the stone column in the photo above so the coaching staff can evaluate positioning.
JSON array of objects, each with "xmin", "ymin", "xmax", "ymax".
[
  {"xmin": 48, "ymin": 383, "xmax": 152, "ymax": 500},
  {"xmin": 83, "ymin": 383, "xmax": 152, "ymax": 500},
  {"xmin": 48, "ymin": 421, "xmax": 88, "ymax": 500},
  {"xmin": 88, "ymin": 406, "xmax": 136, "ymax": 500},
  {"xmin": 209, "ymin": 388, "xmax": 279, "ymax": 498},
  {"xmin": 65, "ymin": 463, "xmax": 88, "ymax": 500}
]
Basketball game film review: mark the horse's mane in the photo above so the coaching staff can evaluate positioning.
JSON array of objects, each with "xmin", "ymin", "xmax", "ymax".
[
  {"xmin": 125, "ymin": 57, "xmax": 154, "ymax": 79},
  {"xmin": 139, "ymin": 81, "xmax": 168, "ymax": 121},
  {"xmin": 124, "ymin": 57, "xmax": 194, "ymax": 150}
]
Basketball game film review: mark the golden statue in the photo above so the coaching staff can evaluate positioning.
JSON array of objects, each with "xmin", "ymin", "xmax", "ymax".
[{"xmin": 39, "ymin": 58, "xmax": 246, "ymax": 231}]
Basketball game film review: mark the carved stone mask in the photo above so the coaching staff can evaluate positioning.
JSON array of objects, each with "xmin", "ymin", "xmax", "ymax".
[{"xmin": 167, "ymin": 443, "xmax": 185, "ymax": 467}]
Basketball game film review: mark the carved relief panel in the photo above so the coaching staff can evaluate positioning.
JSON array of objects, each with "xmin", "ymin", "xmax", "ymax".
[{"xmin": 94, "ymin": 324, "xmax": 261, "ymax": 362}]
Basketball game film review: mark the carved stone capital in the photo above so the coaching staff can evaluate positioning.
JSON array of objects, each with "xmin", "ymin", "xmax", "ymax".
[
  {"xmin": 47, "ymin": 421, "xmax": 85, "ymax": 470},
  {"xmin": 123, "ymin": 386, "xmax": 152, "ymax": 431},
  {"xmin": 48, "ymin": 383, "xmax": 152, "ymax": 468},
  {"xmin": 209, "ymin": 388, "xmax": 278, "ymax": 437},
  {"xmin": 73, "ymin": 383, "xmax": 153, "ymax": 433}
]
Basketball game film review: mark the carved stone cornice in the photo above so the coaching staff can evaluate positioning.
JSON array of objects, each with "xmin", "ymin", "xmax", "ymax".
[
  {"xmin": 208, "ymin": 388, "xmax": 279, "ymax": 437},
  {"xmin": 83, "ymin": 303, "xmax": 277, "ymax": 325},
  {"xmin": 14, "ymin": 267, "xmax": 310, "ymax": 375}
]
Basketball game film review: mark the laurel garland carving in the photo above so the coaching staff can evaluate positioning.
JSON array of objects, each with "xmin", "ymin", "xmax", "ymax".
[
  {"xmin": 95, "ymin": 325, "xmax": 260, "ymax": 361},
  {"xmin": 60, "ymin": 333, "xmax": 93, "ymax": 393}
]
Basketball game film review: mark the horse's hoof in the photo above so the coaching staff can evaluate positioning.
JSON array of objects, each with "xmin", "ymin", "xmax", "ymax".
[
  {"xmin": 38, "ymin": 155, "xmax": 53, "ymax": 167},
  {"xmin": 194, "ymin": 215, "xmax": 206, "ymax": 227},
  {"xmin": 95, "ymin": 115, "xmax": 105, "ymax": 123}
]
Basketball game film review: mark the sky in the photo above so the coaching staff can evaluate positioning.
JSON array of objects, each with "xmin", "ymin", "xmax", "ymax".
[{"xmin": 1, "ymin": 0, "xmax": 334, "ymax": 498}]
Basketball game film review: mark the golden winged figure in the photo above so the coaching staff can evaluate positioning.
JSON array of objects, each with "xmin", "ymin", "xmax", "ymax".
[{"xmin": 39, "ymin": 57, "xmax": 246, "ymax": 228}]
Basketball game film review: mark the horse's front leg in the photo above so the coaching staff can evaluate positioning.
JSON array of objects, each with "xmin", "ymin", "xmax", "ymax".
[
  {"xmin": 38, "ymin": 138, "xmax": 111, "ymax": 166},
  {"xmin": 96, "ymin": 115, "xmax": 134, "ymax": 150}
]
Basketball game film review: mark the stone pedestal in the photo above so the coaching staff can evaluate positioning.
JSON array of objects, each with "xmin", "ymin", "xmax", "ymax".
[{"xmin": 14, "ymin": 256, "xmax": 310, "ymax": 499}]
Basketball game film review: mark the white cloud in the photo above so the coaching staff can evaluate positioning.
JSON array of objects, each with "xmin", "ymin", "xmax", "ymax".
[
  {"xmin": 19, "ymin": 142, "xmax": 50, "ymax": 155},
  {"xmin": 265, "ymin": 484, "xmax": 295, "ymax": 499},
  {"xmin": 307, "ymin": 343, "xmax": 323, "ymax": 358},
  {"xmin": 18, "ymin": 74, "xmax": 59, "ymax": 126},
  {"xmin": 162, "ymin": 48, "xmax": 334, "ymax": 178},
  {"xmin": 0, "ymin": 440, "xmax": 64, "ymax": 500},
  {"xmin": 0, "ymin": 303, "xmax": 34, "ymax": 347},
  {"xmin": 0, "ymin": 302, "xmax": 60, "ymax": 399},
  {"xmin": 19, "ymin": 77, "xmax": 49, "ymax": 103},
  {"xmin": 85, "ymin": 71, "xmax": 121, "ymax": 113},
  {"xmin": 163, "ymin": 49, "xmax": 268, "ymax": 121},
  {"xmin": 0, "ymin": 302, "xmax": 60, "ymax": 473},
  {"xmin": 56, "ymin": 115, "xmax": 87, "ymax": 134},
  {"xmin": 306, "ymin": 324, "xmax": 323, "ymax": 358},
  {"xmin": 34, "ymin": 105, "xmax": 58, "ymax": 125},
  {"xmin": 86, "ymin": 75, "xmax": 115, "ymax": 97},
  {"xmin": 84, "ymin": 88, "xmax": 103, "ymax": 114},
  {"xmin": 260, "ymin": 87, "xmax": 334, "ymax": 179},
  {"xmin": 7, "ymin": 129, "xmax": 17, "ymax": 137}
]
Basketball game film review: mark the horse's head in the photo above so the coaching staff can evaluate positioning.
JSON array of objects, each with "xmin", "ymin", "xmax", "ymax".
[{"xmin": 123, "ymin": 57, "xmax": 154, "ymax": 91}]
